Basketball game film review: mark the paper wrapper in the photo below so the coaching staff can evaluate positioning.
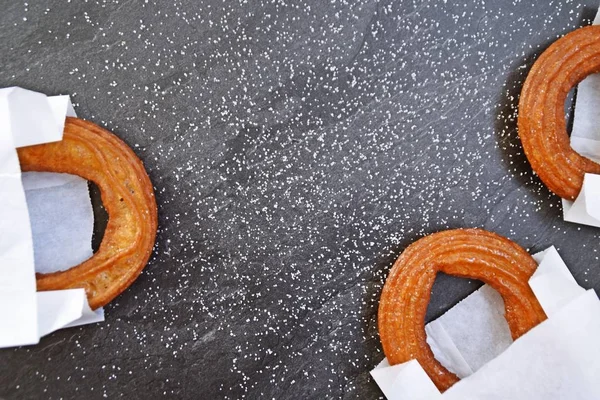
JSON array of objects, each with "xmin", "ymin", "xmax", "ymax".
[
  {"xmin": 0, "ymin": 87, "xmax": 103, "ymax": 349},
  {"xmin": 23, "ymin": 172, "xmax": 94, "ymax": 274},
  {"xmin": 371, "ymin": 247, "xmax": 600, "ymax": 399},
  {"xmin": 562, "ymin": 10, "xmax": 600, "ymax": 227}
]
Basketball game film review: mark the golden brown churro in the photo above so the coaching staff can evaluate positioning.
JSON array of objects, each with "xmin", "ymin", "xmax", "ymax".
[
  {"xmin": 378, "ymin": 229, "xmax": 546, "ymax": 391},
  {"xmin": 519, "ymin": 25, "xmax": 600, "ymax": 200},
  {"xmin": 18, "ymin": 117, "xmax": 158, "ymax": 310}
]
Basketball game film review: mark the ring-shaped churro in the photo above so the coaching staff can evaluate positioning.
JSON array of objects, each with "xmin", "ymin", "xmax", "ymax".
[
  {"xmin": 378, "ymin": 229, "xmax": 546, "ymax": 391},
  {"xmin": 519, "ymin": 25, "xmax": 600, "ymax": 200},
  {"xmin": 17, "ymin": 117, "xmax": 158, "ymax": 310}
]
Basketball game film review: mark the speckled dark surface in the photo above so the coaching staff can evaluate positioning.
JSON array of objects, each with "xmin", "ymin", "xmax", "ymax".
[{"xmin": 1, "ymin": 0, "xmax": 600, "ymax": 399}]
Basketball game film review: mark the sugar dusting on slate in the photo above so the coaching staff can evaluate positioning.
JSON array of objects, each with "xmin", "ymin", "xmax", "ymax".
[{"xmin": 1, "ymin": 0, "xmax": 600, "ymax": 399}]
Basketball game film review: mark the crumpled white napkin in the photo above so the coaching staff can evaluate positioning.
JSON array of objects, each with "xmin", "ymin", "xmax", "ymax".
[{"xmin": 0, "ymin": 87, "xmax": 103, "ymax": 349}]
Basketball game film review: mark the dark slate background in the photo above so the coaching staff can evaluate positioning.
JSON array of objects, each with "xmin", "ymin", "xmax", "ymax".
[{"xmin": 1, "ymin": 0, "xmax": 599, "ymax": 398}]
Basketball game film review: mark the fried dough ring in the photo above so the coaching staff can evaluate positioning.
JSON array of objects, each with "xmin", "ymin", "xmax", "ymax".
[
  {"xmin": 518, "ymin": 25, "xmax": 600, "ymax": 200},
  {"xmin": 378, "ymin": 229, "xmax": 546, "ymax": 392},
  {"xmin": 17, "ymin": 117, "xmax": 158, "ymax": 310}
]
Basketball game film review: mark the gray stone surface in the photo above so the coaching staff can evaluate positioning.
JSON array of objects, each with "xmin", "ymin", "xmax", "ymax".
[{"xmin": 1, "ymin": 0, "xmax": 599, "ymax": 398}]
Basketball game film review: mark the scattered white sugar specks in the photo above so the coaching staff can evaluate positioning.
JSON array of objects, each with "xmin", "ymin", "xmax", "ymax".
[{"xmin": 1, "ymin": 0, "xmax": 599, "ymax": 399}]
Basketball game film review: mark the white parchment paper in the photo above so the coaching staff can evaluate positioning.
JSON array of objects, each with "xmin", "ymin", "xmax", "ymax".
[
  {"xmin": 0, "ymin": 87, "xmax": 103, "ymax": 349},
  {"xmin": 22, "ymin": 172, "xmax": 94, "ymax": 274},
  {"xmin": 425, "ymin": 285, "xmax": 511, "ymax": 379}
]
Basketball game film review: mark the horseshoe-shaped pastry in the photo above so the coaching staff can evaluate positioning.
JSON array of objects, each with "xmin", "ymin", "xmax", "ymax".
[
  {"xmin": 378, "ymin": 228, "xmax": 546, "ymax": 391},
  {"xmin": 17, "ymin": 117, "xmax": 158, "ymax": 310},
  {"xmin": 518, "ymin": 25, "xmax": 600, "ymax": 200}
]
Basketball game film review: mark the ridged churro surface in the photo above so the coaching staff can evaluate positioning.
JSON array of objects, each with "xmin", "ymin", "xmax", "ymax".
[
  {"xmin": 18, "ymin": 117, "xmax": 158, "ymax": 310},
  {"xmin": 378, "ymin": 229, "xmax": 546, "ymax": 391}
]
